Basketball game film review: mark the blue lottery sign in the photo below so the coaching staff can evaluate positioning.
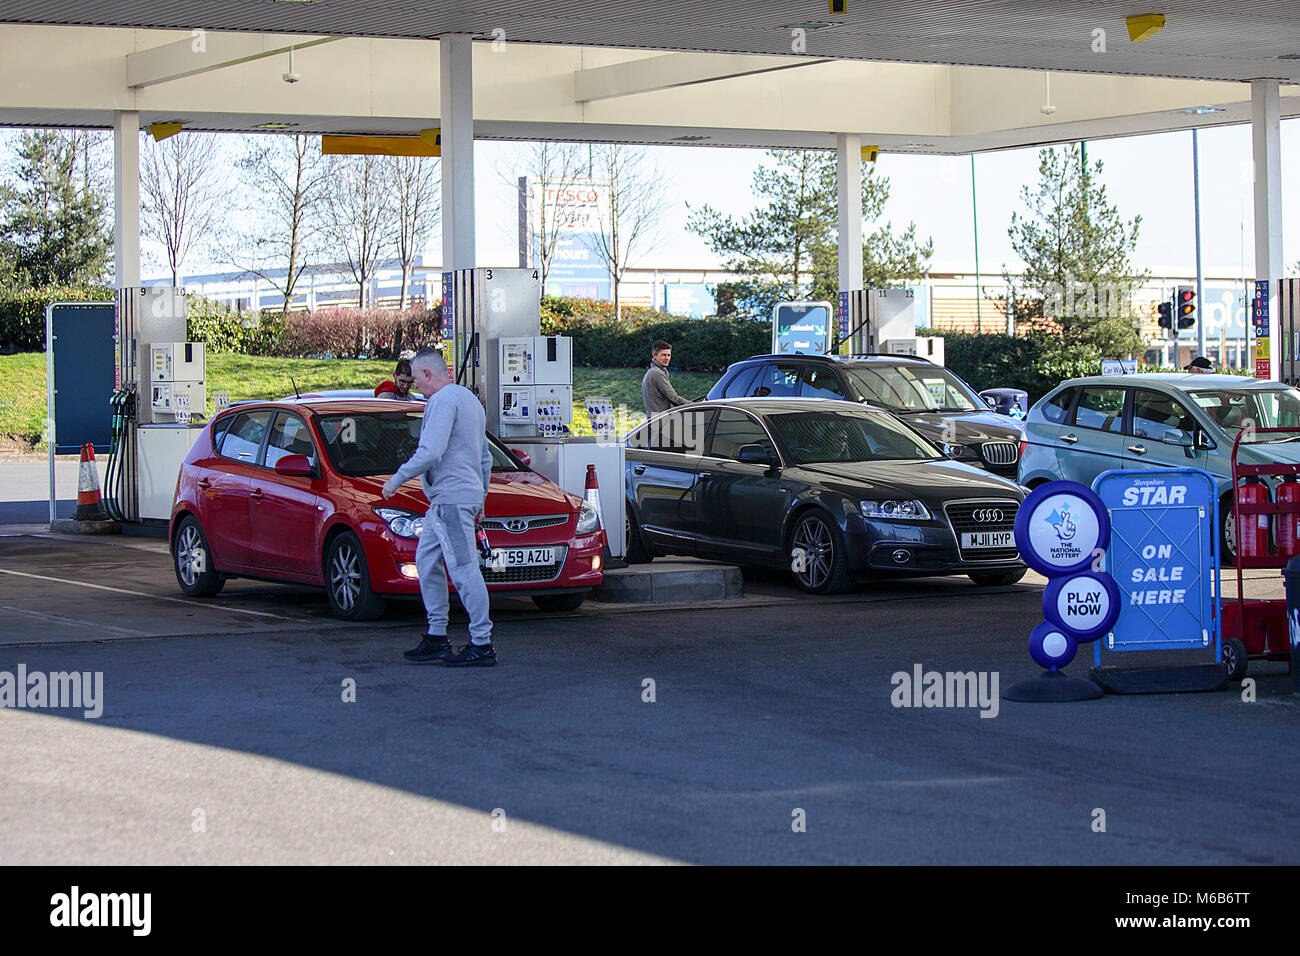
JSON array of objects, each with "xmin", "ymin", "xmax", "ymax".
[
  {"xmin": 1092, "ymin": 468, "xmax": 1219, "ymax": 655},
  {"xmin": 1043, "ymin": 572, "xmax": 1121, "ymax": 642},
  {"xmin": 1013, "ymin": 480, "xmax": 1111, "ymax": 577}
]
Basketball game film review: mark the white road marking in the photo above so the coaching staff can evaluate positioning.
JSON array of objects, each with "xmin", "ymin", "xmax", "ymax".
[
  {"xmin": 0, "ymin": 605, "xmax": 147, "ymax": 637},
  {"xmin": 0, "ymin": 567, "xmax": 296, "ymax": 620}
]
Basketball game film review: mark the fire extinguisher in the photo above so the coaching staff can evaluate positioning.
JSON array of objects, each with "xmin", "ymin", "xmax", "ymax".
[
  {"xmin": 1276, "ymin": 476, "xmax": 1300, "ymax": 558},
  {"xmin": 1237, "ymin": 476, "xmax": 1272, "ymax": 559}
]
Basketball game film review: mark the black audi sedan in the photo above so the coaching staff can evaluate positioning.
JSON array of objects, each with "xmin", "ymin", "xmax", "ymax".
[
  {"xmin": 704, "ymin": 353, "xmax": 1025, "ymax": 478},
  {"xmin": 624, "ymin": 398, "xmax": 1027, "ymax": 593}
]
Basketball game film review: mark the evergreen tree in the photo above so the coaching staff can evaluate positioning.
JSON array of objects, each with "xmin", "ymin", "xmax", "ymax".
[
  {"xmin": 0, "ymin": 130, "xmax": 112, "ymax": 286},
  {"xmin": 1002, "ymin": 144, "xmax": 1148, "ymax": 358},
  {"xmin": 687, "ymin": 149, "xmax": 932, "ymax": 320}
]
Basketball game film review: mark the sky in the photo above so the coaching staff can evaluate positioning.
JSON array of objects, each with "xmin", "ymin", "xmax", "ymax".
[
  {"xmin": 472, "ymin": 119, "xmax": 1300, "ymax": 282},
  {"xmin": 2, "ymin": 118, "xmax": 1298, "ymax": 283}
]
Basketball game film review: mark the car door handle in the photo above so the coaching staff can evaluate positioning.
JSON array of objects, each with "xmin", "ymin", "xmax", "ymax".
[
  {"xmin": 250, "ymin": 488, "xmax": 264, "ymax": 501},
  {"xmin": 1060, "ymin": 434, "xmax": 1079, "ymax": 444},
  {"xmin": 1128, "ymin": 445, "xmax": 1147, "ymax": 455},
  {"xmin": 633, "ymin": 464, "xmax": 647, "ymax": 475},
  {"xmin": 198, "ymin": 478, "xmax": 212, "ymax": 489}
]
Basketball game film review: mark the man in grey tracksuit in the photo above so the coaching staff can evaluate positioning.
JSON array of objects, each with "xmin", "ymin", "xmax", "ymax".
[
  {"xmin": 382, "ymin": 346, "xmax": 497, "ymax": 667},
  {"xmin": 642, "ymin": 339, "xmax": 690, "ymax": 417}
]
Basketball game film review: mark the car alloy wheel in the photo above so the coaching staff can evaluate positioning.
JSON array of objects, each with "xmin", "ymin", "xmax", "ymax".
[
  {"xmin": 324, "ymin": 531, "xmax": 386, "ymax": 621},
  {"xmin": 330, "ymin": 540, "xmax": 363, "ymax": 610},
  {"xmin": 172, "ymin": 515, "xmax": 224, "ymax": 597},
  {"xmin": 789, "ymin": 511, "xmax": 854, "ymax": 594},
  {"xmin": 176, "ymin": 524, "xmax": 203, "ymax": 588}
]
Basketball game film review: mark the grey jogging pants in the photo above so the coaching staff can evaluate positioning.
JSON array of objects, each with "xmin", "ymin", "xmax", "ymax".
[{"xmin": 415, "ymin": 503, "xmax": 493, "ymax": 644}]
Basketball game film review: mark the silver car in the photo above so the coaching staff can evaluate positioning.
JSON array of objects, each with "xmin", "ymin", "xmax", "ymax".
[{"xmin": 1019, "ymin": 373, "xmax": 1300, "ymax": 560}]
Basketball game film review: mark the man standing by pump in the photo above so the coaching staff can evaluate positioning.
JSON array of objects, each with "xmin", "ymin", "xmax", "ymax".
[
  {"xmin": 642, "ymin": 340, "xmax": 690, "ymax": 417},
  {"xmin": 382, "ymin": 347, "xmax": 497, "ymax": 667}
]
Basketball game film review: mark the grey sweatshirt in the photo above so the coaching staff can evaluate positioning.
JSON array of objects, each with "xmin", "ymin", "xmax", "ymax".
[
  {"xmin": 642, "ymin": 362, "xmax": 689, "ymax": 416},
  {"xmin": 390, "ymin": 383, "xmax": 493, "ymax": 507}
]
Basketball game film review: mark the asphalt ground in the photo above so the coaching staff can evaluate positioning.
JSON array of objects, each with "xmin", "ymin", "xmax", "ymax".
[{"xmin": 1, "ymin": 532, "xmax": 1297, "ymax": 866}]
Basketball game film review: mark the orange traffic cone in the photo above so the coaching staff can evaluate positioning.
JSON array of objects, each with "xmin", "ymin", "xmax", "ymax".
[
  {"xmin": 585, "ymin": 464, "xmax": 610, "ymax": 569},
  {"xmin": 74, "ymin": 443, "xmax": 109, "ymax": 521},
  {"xmin": 584, "ymin": 463, "xmax": 602, "ymax": 516}
]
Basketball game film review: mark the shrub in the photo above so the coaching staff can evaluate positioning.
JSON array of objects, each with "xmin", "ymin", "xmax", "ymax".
[
  {"xmin": 278, "ymin": 306, "xmax": 440, "ymax": 359},
  {"xmin": 0, "ymin": 285, "xmax": 113, "ymax": 352},
  {"xmin": 187, "ymin": 296, "xmax": 285, "ymax": 356},
  {"xmin": 542, "ymin": 300, "xmax": 772, "ymax": 371}
]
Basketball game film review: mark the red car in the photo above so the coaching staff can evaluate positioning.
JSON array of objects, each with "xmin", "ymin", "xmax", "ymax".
[{"xmin": 169, "ymin": 397, "xmax": 605, "ymax": 619}]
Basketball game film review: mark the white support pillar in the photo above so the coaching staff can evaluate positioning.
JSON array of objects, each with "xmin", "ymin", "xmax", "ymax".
[
  {"xmin": 113, "ymin": 110, "xmax": 140, "ymax": 288},
  {"xmin": 1252, "ymin": 79, "xmax": 1283, "ymax": 377},
  {"xmin": 440, "ymin": 34, "xmax": 476, "ymax": 271},
  {"xmin": 836, "ymin": 134, "xmax": 863, "ymax": 298}
]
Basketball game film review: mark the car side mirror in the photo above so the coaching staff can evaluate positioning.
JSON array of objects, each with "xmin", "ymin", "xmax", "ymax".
[
  {"xmin": 509, "ymin": 448, "xmax": 532, "ymax": 468},
  {"xmin": 1163, "ymin": 428, "xmax": 1193, "ymax": 447},
  {"xmin": 737, "ymin": 444, "xmax": 775, "ymax": 466},
  {"xmin": 274, "ymin": 454, "xmax": 314, "ymax": 477}
]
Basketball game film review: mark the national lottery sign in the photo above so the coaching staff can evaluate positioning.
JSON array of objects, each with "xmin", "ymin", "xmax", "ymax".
[{"xmin": 1013, "ymin": 480, "xmax": 1111, "ymax": 577}]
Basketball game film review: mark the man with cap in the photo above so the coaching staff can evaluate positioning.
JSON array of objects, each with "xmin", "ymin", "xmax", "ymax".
[{"xmin": 1184, "ymin": 356, "xmax": 1214, "ymax": 374}]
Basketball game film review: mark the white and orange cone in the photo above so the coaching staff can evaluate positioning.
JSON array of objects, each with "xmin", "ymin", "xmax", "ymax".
[
  {"xmin": 73, "ymin": 442, "xmax": 109, "ymax": 521},
  {"xmin": 584, "ymin": 463, "xmax": 601, "ymax": 516}
]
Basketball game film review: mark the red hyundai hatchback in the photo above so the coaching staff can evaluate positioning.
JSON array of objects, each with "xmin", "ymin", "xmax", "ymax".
[{"xmin": 169, "ymin": 397, "xmax": 605, "ymax": 619}]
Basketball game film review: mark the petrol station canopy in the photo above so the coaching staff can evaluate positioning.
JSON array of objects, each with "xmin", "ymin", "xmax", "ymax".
[{"xmin": 1, "ymin": 1, "xmax": 1298, "ymax": 153}]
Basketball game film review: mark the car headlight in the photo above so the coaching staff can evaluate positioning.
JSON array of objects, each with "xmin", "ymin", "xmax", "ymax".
[
  {"xmin": 373, "ymin": 506, "xmax": 423, "ymax": 539},
  {"xmin": 576, "ymin": 500, "xmax": 601, "ymax": 536},
  {"xmin": 947, "ymin": 443, "xmax": 977, "ymax": 460},
  {"xmin": 859, "ymin": 499, "xmax": 932, "ymax": 520}
]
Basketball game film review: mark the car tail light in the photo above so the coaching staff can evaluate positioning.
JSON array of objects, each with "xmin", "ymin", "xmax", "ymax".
[{"xmin": 1019, "ymin": 439, "xmax": 1027, "ymax": 461}]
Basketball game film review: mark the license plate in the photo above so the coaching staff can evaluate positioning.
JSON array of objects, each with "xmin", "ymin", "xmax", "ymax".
[
  {"xmin": 961, "ymin": 531, "xmax": 1013, "ymax": 550},
  {"xmin": 490, "ymin": 547, "xmax": 556, "ymax": 567}
]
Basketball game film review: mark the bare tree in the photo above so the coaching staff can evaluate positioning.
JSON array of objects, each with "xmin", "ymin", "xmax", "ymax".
[
  {"xmin": 386, "ymin": 155, "xmax": 440, "ymax": 309},
  {"xmin": 321, "ymin": 153, "xmax": 396, "ymax": 308},
  {"xmin": 498, "ymin": 141, "xmax": 587, "ymax": 290},
  {"xmin": 140, "ymin": 132, "xmax": 227, "ymax": 285},
  {"xmin": 219, "ymin": 134, "xmax": 328, "ymax": 317},
  {"xmin": 587, "ymin": 144, "xmax": 670, "ymax": 319}
]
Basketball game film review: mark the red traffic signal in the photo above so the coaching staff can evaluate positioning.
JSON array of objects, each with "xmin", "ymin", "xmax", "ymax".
[{"xmin": 1176, "ymin": 285, "xmax": 1196, "ymax": 329}]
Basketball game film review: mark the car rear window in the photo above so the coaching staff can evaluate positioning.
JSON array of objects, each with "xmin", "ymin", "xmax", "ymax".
[
  {"xmin": 216, "ymin": 410, "xmax": 272, "ymax": 463},
  {"xmin": 720, "ymin": 365, "xmax": 760, "ymax": 399},
  {"xmin": 1041, "ymin": 386, "xmax": 1078, "ymax": 424},
  {"xmin": 1073, "ymin": 387, "xmax": 1125, "ymax": 433}
]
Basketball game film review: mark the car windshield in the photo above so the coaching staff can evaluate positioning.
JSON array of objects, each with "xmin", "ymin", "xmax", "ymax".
[
  {"xmin": 1186, "ymin": 387, "xmax": 1300, "ymax": 436},
  {"xmin": 316, "ymin": 411, "xmax": 523, "ymax": 477},
  {"xmin": 766, "ymin": 408, "xmax": 941, "ymax": 464},
  {"xmin": 843, "ymin": 365, "xmax": 981, "ymax": 413}
]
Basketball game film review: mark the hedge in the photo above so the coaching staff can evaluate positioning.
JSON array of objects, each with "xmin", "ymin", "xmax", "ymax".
[
  {"xmin": 540, "ymin": 298, "xmax": 771, "ymax": 371},
  {"xmin": 0, "ymin": 285, "xmax": 114, "ymax": 352}
]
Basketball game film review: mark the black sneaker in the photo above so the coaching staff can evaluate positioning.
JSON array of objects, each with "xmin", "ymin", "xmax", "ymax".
[
  {"xmin": 404, "ymin": 635, "xmax": 452, "ymax": 664},
  {"xmin": 442, "ymin": 642, "xmax": 497, "ymax": 667}
]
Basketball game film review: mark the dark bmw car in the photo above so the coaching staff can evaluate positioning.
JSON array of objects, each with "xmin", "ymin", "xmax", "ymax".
[
  {"xmin": 705, "ymin": 353, "xmax": 1025, "ymax": 478},
  {"xmin": 624, "ymin": 398, "xmax": 1027, "ymax": 594}
]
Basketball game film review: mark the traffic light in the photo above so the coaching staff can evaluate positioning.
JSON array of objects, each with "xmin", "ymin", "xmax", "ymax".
[
  {"xmin": 1157, "ymin": 300, "xmax": 1173, "ymax": 330},
  {"xmin": 1176, "ymin": 285, "xmax": 1196, "ymax": 330}
]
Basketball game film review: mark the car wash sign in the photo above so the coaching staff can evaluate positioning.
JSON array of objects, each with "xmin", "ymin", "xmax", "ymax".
[{"xmin": 1092, "ymin": 468, "xmax": 1218, "ymax": 654}]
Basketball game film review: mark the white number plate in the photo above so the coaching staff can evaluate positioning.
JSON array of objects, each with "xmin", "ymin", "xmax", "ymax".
[
  {"xmin": 490, "ymin": 547, "xmax": 556, "ymax": 567},
  {"xmin": 962, "ymin": 531, "xmax": 1014, "ymax": 550}
]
